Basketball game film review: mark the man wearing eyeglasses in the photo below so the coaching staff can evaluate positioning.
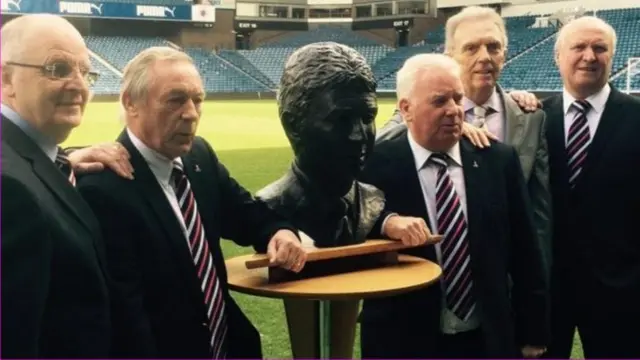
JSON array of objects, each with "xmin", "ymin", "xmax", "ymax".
[{"xmin": 1, "ymin": 14, "xmax": 129, "ymax": 358}]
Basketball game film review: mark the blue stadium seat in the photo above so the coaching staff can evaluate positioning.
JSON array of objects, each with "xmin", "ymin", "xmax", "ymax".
[{"xmin": 85, "ymin": 36, "xmax": 172, "ymax": 70}]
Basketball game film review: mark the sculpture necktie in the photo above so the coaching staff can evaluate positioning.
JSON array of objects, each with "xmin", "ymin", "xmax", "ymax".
[
  {"xmin": 55, "ymin": 147, "xmax": 76, "ymax": 186},
  {"xmin": 473, "ymin": 106, "xmax": 489, "ymax": 131},
  {"xmin": 172, "ymin": 162, "xmax": 227, "ymax": 358},
  {"xmin": 430, "ymin": 153, "xmax": 475, "ymax": 321},
  {"xmin": 335, "ymin": 198, "xmax": 354, "ymax": 245},
  {"xmin": 566, "ymin": 100, "xmax": 591, "ymax": 188}
]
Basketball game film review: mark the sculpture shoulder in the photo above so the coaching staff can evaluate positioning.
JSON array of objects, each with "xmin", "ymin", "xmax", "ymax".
[
  {"xmin": 255, "ymin": 172, "xmax": 305, "ymax": 217},
  {"xmin": 358, "ymin": 181, "xmax": 384, "ymax": 200},
  {"xmin": 357, "ymin": 181, "xmax": 386, "ymax": 215}
]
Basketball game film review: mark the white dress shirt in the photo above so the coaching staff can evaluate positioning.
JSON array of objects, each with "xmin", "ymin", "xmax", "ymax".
[
  {"xmin": 562, "ymin": 83, "xmax": 611, "ymax": 146},
  {"xmin": 406, "ymin": 132, "xmax": 481, "ymax": 334},
  {"xmin": 127, "ymin": 128, "xmax": 190, "ymax": 242}
]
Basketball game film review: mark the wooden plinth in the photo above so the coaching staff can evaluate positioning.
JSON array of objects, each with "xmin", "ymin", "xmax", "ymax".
[{"xmin": 225, "ymin": 239, "xmax": 442, "ymax": 358}]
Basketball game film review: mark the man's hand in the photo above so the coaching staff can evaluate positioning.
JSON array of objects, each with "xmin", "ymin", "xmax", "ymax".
[
  {"xmin": 383, "ymin": 215, "xmax": 442, "ymax": 246},
  {"xmin": 68, "ymin": 142, "xmax": 134, "ymax": 179},
  {"xmin": 266, "ymin": 229, "xmax": 307, "ymax": 273},
  {"xmin": 509, "ymin": 90, "xmax": 542, "ymax": 113},
  {"xmin": 521, "ymin": 345, "xmax": 546, "ymax": 358},
  {"xmin": 462, "ymin": 122, "xmax": 498, "ymax": 148}
]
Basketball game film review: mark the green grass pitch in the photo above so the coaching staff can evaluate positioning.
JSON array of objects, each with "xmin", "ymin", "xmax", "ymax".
[{"xmin": 65, "ymin": 99, "xmax": 583, "ymax": 359}]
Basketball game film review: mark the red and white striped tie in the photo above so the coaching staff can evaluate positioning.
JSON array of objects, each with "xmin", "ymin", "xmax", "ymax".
[
  {"xmin": 431, "ymin": 153, "xmax": 475, "ymax": 321},
  {"xmin": 172, "ymin": 162, "xmax": 228, "ymax": 358}
]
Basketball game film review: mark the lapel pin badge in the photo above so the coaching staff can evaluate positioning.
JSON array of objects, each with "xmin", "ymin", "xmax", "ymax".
[
  {"xmin": 473, "ymin": 161, "xmax": 479, "ymax": 168},
  {"xmin": 194, "ymin": 164, "xmax": 202, "ymax": 173}
]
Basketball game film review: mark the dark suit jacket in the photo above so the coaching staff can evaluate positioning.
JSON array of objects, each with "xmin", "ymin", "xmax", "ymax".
[
  {"xmin": 358, "ymin": 130, "xmax": 549, "ymax": 358},
  {"xmin": 1, "ymin": 116, "xmax": 111, "ymax": 358},
  {"xmin": 377, "ymin": 87, "xmax": 553, "ymax": 271},
  {"xmin": 543, "ymin": 88, "xmax": 640, "ymax": 315},
  {"xmin": 76, "ymin": 130, "xmax": 296, "ymax": 359}
]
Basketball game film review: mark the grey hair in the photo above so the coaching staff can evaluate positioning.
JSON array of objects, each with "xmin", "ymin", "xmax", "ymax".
[
  {"xmin": 120, "ymin": 46, "xmax": 194, "ymax": 105},
  {"xmin": 554, "ymin": 15, "xmax": 617, "ymax": 55},
  {"xmin": 396, "ymin": 53, "xmax": 461, "ymax": 101},
  {"xmin": 444, "ymin": 6, "xmax": 508, "ymax": 54}
]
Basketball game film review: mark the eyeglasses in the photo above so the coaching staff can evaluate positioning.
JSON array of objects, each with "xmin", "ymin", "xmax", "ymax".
[{"xmin": 5, "ymin": 61, "xmax": 100, "ymax": 87}]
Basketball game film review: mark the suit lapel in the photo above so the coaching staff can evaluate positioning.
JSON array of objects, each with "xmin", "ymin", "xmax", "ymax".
[
  {"xmin": 2, "ymin": 117, "xmax": 101, "ymax": 238},
  {"xmin": 458, "ymin": 139, "xmax": 488, "ymax": 253},
  {"xmin": 500, "ymin": 87, "xmax": 526, "ymax": 149},
  {"xmin": 545, "ymin": 95, "xmax": 569, "ymax": 183},
  {"xmin": 118, "ymin": 131, "xmax": 204, "ymax": 300}
]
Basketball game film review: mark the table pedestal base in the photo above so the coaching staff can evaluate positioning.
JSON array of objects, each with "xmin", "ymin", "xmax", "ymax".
[{"xmin": 284, "ymin": 298, "xmax": 359, "ymax": 359}]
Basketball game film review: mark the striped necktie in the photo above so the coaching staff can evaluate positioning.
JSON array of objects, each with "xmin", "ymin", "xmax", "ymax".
[
  {"xmin": 566, "ymin": 100, "xmax": 592, "ymax": 188},
  {"xmin": 55, "ymin": 147, "xmax": 76, "ymax": 186},
  {"xmin": 172, "ymin": 162, "xmax": 228, "ymax": 358},
  {"xmin": 430, "ymin": 153, "xmax": 475, "ymax": 321}
]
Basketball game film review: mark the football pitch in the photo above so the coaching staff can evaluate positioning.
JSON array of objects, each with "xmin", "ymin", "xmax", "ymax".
[{"xmin": 65, "ymin": 99, "xmax": 583, "ymax": 358}]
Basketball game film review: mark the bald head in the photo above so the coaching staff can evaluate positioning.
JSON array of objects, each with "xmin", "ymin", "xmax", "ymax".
[{"xmin": 1, "ymin": 14, "xmax": 84, "ymax": 64}]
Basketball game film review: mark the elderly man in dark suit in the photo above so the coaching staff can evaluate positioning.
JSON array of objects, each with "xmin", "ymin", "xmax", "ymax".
[
  {"xmin": 76, "ymin": 46, "xmax": 307, "ymax": 359},
  {"xmin": 358, "ymin": 53, "xmax": 549, "ymax": 359},
  {"xmin": 378, "ymin": 6, "xmax": 552, "ymax": 271},
  {"xmin": 1, "ymin": 14, "xmax": 132, "ymax": 358},
  {"xmin": 541, "ymin": 16, "xmax": 640, "ymax": 359}
]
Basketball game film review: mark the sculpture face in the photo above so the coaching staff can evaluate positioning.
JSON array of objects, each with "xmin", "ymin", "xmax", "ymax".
[
  {"xmin": 298, "ymin": 87, "xmax": 377, "ymax": 194},
  {"xmin": 278, "ymin": 42, "xmax": 378, "ymax": 196}
]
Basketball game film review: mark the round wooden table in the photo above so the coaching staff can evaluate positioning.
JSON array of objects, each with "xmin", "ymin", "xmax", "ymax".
[{"xmin": 225, "ymin": 253, "xmax": 442, "ymax": 358}]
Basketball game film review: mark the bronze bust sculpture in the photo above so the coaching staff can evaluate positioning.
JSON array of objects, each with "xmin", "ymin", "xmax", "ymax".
[{"xmin": 256, "ymin": 41, "xmax": 385, "ymax": 248}]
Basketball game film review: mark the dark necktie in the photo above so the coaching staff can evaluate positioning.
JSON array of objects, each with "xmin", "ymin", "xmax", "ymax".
[
  {"xmin": 172, "ymin": 162, "xmax": 227, "ymax": 358},
  {"xmin": 567, "ymin": 100, "xmax": 592, "ymax": 188},
  {"xmin": 430, "ymin": 153, "xmax": 475, "ymax": 321},
  {"xmin": 55, "ymin": 147, "xmax": 76, "ymax": 186}
]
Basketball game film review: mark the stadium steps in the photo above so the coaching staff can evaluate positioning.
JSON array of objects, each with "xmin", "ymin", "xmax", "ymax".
[
  {"xmin": 217, "ymin": 50, "xmax": 276, "ymax": 89},
  {"xmin": 211, "ymin": 52, "xmax": 274, "ymax": 90},
  {"xmin": 89, "ymin": 50, "xmax": 122, "ymax": 77}
]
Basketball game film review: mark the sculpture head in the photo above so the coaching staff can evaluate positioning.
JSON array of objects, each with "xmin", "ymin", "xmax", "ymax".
[{"xmin": 277, "ymin": 42, "xmax": 378, "ymax": 196}]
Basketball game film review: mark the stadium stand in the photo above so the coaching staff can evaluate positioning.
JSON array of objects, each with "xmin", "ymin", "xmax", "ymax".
[
  {"xmin": 501, "ymin": 7, "xmax": 640, "ymax": 91},
  {"xmin": 183, "ymin": 48, "xmax": 271, "ymax": 92},
  {"xmin": 86, "ymin": 9, "xmax": 640, "ymax": 94},
  {"xmin": 85, "ymin": 36, "xmax": 171, "ymax": 70},
  {"xmin": 232, "ymin": 27, "xmax": 394, "ymax": 86},
  {"xmin": 91, "ymin": 59, "xmax": 122, "ymax": 95}
]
